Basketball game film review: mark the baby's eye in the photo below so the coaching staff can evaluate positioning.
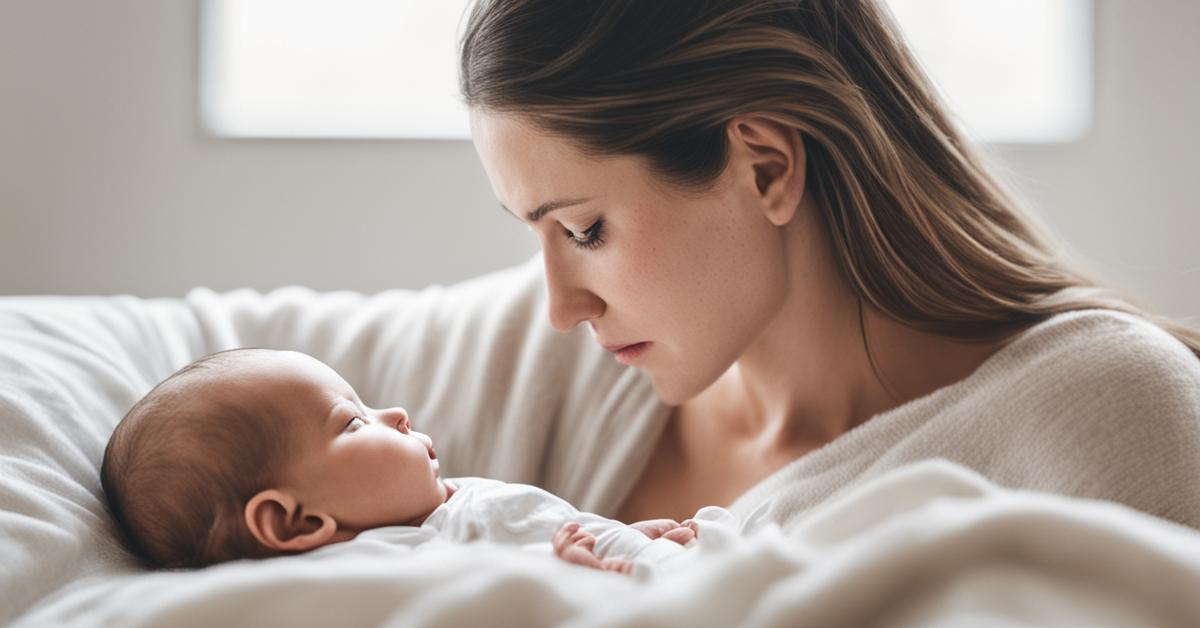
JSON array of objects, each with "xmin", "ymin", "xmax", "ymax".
[{"xmin": 345, "ymin": 416, "xmax": 365, "ymax": 432}]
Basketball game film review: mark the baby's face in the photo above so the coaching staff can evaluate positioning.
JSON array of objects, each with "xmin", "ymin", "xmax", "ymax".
[{"xmin": 225, "ymin": 351, "xmax": 448, "ymax": 534}]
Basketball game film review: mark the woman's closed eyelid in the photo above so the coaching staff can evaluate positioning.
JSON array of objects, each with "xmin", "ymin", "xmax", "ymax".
[{"xmin": 563, "ymin": 216, "xmax": 605, "ymax": 251}]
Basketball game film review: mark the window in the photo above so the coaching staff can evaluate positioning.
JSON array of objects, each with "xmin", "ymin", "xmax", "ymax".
[
  {"xmin": 200, "ymin": 0, "xmax": 472, "ymax": 139},
  {"xmin": 886, "ymin": 0, "xmax": 1092, "ymax": 143},
  {"xmin": 200, "ymin": 0, "xmax": 1092, "ymax": 143}
]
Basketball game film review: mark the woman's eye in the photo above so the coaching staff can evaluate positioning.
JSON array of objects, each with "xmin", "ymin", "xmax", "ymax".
[{"xmin": 562, "ymin": 217, "xmax": 605, "ymax": 251}]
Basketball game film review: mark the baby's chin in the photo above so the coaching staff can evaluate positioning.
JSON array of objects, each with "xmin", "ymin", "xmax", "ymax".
[{"xmin": 439, "ymin": 478, "xmax": 457, "ymax": 503}]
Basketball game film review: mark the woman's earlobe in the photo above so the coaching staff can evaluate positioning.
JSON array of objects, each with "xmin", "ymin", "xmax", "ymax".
[{"xmin": 244, "ymin": 489, "xmax": 340, "ymax": 552}]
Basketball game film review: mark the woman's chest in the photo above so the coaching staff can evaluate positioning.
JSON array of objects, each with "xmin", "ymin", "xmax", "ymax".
[{"xmin": 613, "ymin": 406, "xmax": 816, "ymax": 524}]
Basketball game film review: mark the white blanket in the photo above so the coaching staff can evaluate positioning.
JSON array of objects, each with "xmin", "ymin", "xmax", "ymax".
[{"xmin": 3, "ymin": 257, "xmax": 1200, "ymax": 626}]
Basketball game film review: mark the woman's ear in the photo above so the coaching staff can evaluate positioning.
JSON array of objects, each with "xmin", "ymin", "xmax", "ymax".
[
  {"xmin": 726, "ymin": 115, "xmax": 807, "ymax": 227},
  {"xmin": 244, "ymin": 488, "xmax": 339, "ymax": 552}
]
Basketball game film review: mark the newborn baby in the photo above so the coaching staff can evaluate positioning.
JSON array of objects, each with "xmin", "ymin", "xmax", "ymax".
[{"xmin": 101, "ymin": 348, "xmax": 705, "ymax": 577}]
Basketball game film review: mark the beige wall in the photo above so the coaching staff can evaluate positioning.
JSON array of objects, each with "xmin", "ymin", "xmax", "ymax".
[{"xmin": 1, "ymin": 1, "xmax": 1196, "ymax": 320}]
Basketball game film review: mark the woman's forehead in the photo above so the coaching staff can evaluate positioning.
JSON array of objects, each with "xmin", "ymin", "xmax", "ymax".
[
  {"xmin": 470, "ymin": 111, "xmax": 655, "ymax": 215},
  {"xmin": 471, "ymin": 111, "xmax": 593, "ymax": 172}
]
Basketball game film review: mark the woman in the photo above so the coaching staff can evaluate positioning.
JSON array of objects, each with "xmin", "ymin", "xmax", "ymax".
[{"xmin": 458, "ymin": 0, "xmax": 1200, "ymax": 527}]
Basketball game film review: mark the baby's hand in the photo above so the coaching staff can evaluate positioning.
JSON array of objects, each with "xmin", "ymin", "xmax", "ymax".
[
  {"xmin": 553, "ymin": 521, "xmax": 595, "ymax": 554},
  {"xmin": 630, "ymin": 518, "xmax": 699, "ymax": 545},
  {"xmin": 553, "ymin": 522, "xmax": 603, "ymax": 567},
  {"xmin": 552, "ymin": 522, "xmax": 636, "ymax": 576}
]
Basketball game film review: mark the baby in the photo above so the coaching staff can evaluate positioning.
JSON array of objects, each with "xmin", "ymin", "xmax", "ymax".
[{"xmin": 100, "ymin": 348, "xmax": 706, "ymax": 576}]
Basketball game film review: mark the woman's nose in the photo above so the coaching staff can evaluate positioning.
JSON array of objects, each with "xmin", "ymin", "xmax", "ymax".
[{"xmin": 543, "ymin": 255, "xmax": 604, "ymax": 332}]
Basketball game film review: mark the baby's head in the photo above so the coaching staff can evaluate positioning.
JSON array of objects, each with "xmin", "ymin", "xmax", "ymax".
[{"xmin": 100, "ymin": 348, "xmax": 447, "ymax": 569}]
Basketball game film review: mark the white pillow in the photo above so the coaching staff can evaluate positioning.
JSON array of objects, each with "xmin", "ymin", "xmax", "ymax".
[{"xmin": 0, "ymin": 254, "xmax": 650, "ymax": 624}]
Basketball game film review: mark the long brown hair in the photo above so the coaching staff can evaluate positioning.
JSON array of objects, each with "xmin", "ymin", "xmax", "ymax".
[{"xmin": 459, "ymin": 0, "xmax": 1200, "ymax": 357}]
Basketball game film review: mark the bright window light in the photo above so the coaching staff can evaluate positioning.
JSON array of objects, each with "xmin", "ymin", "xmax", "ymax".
[
  {"xmin": 200, "ymin": 0, "xmax": 1092, "ymax": 143},
  {"xmin": 200, "ymin": 0, "xmax": 473, "ymax": 139},
  {"xmin": 885, "ymin": 0, "xmax": 1093, "ymax": 143}
]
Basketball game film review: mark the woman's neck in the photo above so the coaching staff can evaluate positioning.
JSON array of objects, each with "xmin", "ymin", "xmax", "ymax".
[
  {"xmin": 859, "ymin": 302, "xmax": 1018, "ymax": 408},
  {"xmin": 711, "ymin": 295, "xmax": 1013, "ymax": 453},
  {"xmin": 708, "ymin": 208, "xmax": 1021, "ymax": 451}
]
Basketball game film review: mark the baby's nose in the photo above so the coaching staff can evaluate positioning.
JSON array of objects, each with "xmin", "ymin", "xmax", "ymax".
[{"xmin": 380, "ymin": 407, "xmax": 410, "ymax": 430}]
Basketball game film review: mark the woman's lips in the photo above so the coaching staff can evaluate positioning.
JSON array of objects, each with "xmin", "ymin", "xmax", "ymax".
[{"xmin": 611, "ymin": 341, "xmax": 652, "ymax": 365}]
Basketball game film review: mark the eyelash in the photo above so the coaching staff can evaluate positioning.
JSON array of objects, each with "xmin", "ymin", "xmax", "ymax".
[
  {"xmin": 345, "ymin": 416, "xmax": 364, "ymax": 432},
  {"xmin": 563, "ymin": 218, "xmax": 606, "ymax": 250}
]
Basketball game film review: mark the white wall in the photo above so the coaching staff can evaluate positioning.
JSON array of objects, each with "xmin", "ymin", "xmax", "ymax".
[
  {"xmin": 0, "ymin": 0, "xmax": 531, "ymax": 297},
  {"xmin": 1, "ymin": 1, "xmax": 1196, "ymax": 319}
]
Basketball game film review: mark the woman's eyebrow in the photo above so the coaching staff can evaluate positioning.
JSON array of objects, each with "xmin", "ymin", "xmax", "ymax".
[{"xmin": 499, "ymin": 197, "xmax": 592, "ymax": 223}]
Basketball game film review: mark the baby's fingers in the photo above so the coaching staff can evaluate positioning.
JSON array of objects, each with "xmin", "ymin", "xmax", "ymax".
[
  {"xmin": 662, "ymin": 526, "xmax": 696, "ymax": 545},
  {"xmin": 569, "ymin": 530, "xmax": 596, "ymax": 551},
  {"xmin": 600, "ymin": 558, "xmax": 634, "ymax": 576},
  {"xmin": 553, "ymin": 522, "xmax": 581, "ymax": 553},
  {"xmin": 630, "ymin": 518, "xmax": 681, "ymax": 539},
  {"xmin": 558, "ymin": 545, "xmax": 605, "ymax": 570}
]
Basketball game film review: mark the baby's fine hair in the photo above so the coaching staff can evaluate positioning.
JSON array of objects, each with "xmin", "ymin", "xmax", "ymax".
[{"xmin": 100, "ymin": 348, "xmax": 295, "ymax": 569}]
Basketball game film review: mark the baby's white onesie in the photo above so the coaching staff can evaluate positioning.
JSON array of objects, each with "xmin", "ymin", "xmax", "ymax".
[{"xmin": 419, "ymin": 477, "xmax": 730, "ymax": 578}]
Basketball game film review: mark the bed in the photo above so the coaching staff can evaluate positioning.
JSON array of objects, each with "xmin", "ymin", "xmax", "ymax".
[{"xmin": 3, "ymin": 255, "xmax": 1200, "ymax": 627}]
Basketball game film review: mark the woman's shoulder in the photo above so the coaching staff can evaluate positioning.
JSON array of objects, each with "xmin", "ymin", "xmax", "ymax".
[
  {"xmin": 953, "ymin": 307, "xmax": 1200, "ymax": 456},
  {"xmin": 988, "ymin": 308, "xmax": 1200, "ymax": 393},
  {"xmin": 963, "ymin": 309, "xmax": 1200, "ymax": 527}
]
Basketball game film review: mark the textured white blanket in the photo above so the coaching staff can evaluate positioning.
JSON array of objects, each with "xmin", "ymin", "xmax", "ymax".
[{"xmin": 2, "ymin": 254, "xmax": 1200, "ymax": 626}]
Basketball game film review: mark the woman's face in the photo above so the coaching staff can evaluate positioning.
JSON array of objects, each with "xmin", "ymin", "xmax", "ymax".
[{"xmin": 470, "ymin": 111, "xmax": 794, "ymax": 404}]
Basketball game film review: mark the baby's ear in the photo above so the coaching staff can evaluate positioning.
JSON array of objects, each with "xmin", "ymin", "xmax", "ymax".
[{"xmin": 244, "ymin": 489, "xmax": 339, "ymax": 552}]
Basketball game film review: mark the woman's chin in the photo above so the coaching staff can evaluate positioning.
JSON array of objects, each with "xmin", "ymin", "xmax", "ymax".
[{"xmin": 649, "ymin": 373, "xmax": 707, "ymax": 407}]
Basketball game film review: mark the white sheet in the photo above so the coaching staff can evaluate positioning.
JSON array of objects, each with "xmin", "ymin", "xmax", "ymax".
[
  {"xmin": 3, "ymin": 259, "xmax": 1200, "ymax": 626},
  {"xmin": 12, "ymin": 459, "xmax": 1200, "ymax": 627}
]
